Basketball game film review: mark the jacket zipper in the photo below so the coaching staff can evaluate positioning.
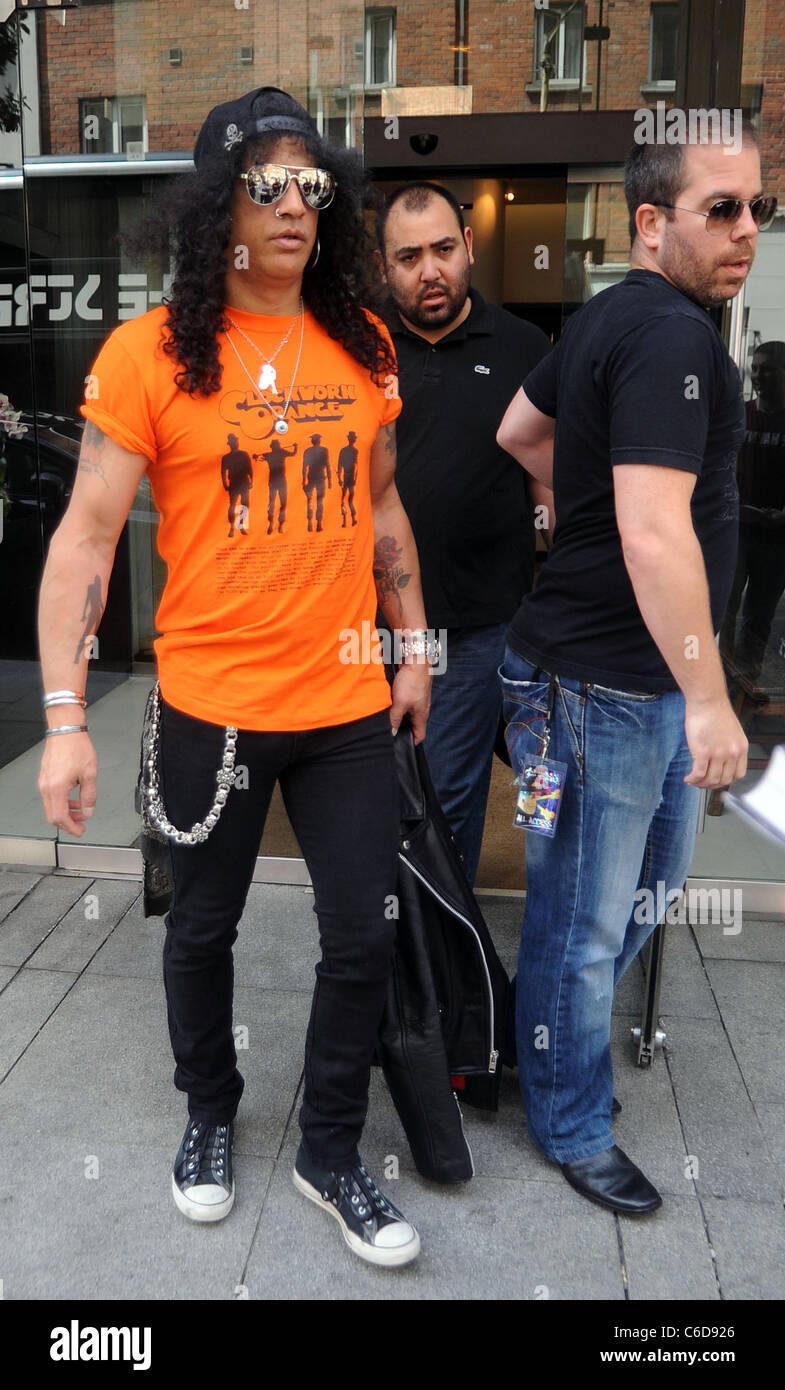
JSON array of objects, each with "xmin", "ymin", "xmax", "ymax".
[
  {"xmin": 453, "ymin": 1088, "xmax": 476, "ymax": 1178},
  {"xmin": 398, "ymin": 851, "xmax": 498, "ymax": 1075}
]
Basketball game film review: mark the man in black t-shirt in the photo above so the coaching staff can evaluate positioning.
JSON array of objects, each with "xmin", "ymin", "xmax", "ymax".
[
  {"xmin": 497, "ymin": 128, "xmax": 768, "ymax": 1215},
  {"xmin": 377, "ymin": 182, "xmax": 551, "ymax": 884}
]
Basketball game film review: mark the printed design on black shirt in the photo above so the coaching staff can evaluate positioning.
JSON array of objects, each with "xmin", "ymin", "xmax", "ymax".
[
  {"xmin": 302, "ymin": 434, "xmax": 331, "ymax": 533},
  {"xmin": 219, "ymin": 384, "xmax": 357, "ymax": 441},
  {"xmin": 715, "ymin": 447, "xmax": 741, "ymax": 524},
  {"xmin": 337, "ymin": 431, "xmax": 359, "ymax": 527},
  {"xmin": 221, "ymin": 433, "xmax": 254, "ymax": 538}
]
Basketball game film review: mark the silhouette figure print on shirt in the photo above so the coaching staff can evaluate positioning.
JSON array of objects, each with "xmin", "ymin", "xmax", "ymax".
[{"xmin": 221, "ymin": 432, "xmax": 254, "ymax": 538}]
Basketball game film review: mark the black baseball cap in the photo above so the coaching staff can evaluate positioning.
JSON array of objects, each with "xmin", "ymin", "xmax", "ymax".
[{"xmin": 193, "ymin": 87, "xmax": 320, "ymax": 171}]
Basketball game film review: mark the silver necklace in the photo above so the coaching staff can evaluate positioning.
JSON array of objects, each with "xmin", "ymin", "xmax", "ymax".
[
  {"xmin": 225, "ymin": 302, "xmax": 301, "ymax": 393},
  {"xmin": 224, "ymin": 306, "xmax": 305, "ymax": 435}
]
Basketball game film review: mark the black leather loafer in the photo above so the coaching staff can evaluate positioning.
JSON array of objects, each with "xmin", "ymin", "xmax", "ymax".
[{"xmin": 560, "ymin": 1145, "xmax": 662, "ymax": 1215}]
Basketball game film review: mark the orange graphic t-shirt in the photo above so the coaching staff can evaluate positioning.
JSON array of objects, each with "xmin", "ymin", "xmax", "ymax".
[{"xmin": 81, "ymin": 304, "xmax": 401, "ymax": 730}]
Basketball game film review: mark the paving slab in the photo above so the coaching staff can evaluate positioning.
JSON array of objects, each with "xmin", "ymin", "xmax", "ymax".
[
  {"xmin": 89, "ymin": 883, "xmax": 322, "ymax": 994},
  {"xmin": 0, "ymin": 967, "xmax": 78, "ymax": 1080},
  {"xmin": 245, "ymin": 1129, "xmax": 625, "ymax": 1301},
  {"xmin": 87, "ymin": 894, "xmax": 166, "ymax": 980},
  {"xmin": 693, "ymin": 916, "xmax": 785, "ymax": 963},
  {"xmin": 619, "ymin": 1195, "xmax": 719, "ymax": 1301},
  {"xmin": 664, "ymin": 1017, "xmax": 781, "ymax": 1201},
  {"xmin": 0, "ymin": 972, "xmax": 309, "ymax": 1159},
  {"xmin": 27, "ymin": 879, "xmax": 140, "ymax": 973},
  {"xmin": 0, "ymin": 965, "xmax": 16, "ymax": 990},
  {"xmin": 0, "ymin": 874, "xmax": 90, "ymax": 966},
  {"xmin": 714, "ymin": 1023, "xmax": 785, "ymax": 1111},
  {"xmin": 0, "ymin": 1134, "xmax": 272, "ymax": 1300},
  {"xmin": 0, "ymin": 868, "xmax": 42, "ymax": 922},
  {"xmin": 702, "ymin": 1197, "xmax": 785, "ymax": 1300},
  {"xmin": 659, "ymin": 922, "xmax": 721, "ymax": 1022},
  {"xmin": 703, "ymin": 958, "xmax": 785, "ymax": 1033},
  {"xmin": 754, "ymin": 1104, "xmax": 785, "ymax": 1184}
]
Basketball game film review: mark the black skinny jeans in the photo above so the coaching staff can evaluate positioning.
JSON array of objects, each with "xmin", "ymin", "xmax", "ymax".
[{"xmin": 159, "ymin": 700, "xmax": 400, "ymax": 1171}]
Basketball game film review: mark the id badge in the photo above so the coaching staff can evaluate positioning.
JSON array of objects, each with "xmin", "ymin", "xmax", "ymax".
[{"xmin": 513, "ymin": 758, "xmax": 567, "ymax": 836}]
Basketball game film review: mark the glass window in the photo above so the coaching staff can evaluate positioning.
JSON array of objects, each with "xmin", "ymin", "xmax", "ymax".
[
  {"xmin": 79, "ymin": 96, "xmax": 147, "ymax": 156},
  {"xmin": 649, "ymin": 3, "xmax": 679, "ymax": 84},
  {"xmin": 366, "ymin": 9, "xmax": 396, "ymax": 88},
  {"xmin": 534, "ymin": 2, "xmax": 584, "ymax": 83}
]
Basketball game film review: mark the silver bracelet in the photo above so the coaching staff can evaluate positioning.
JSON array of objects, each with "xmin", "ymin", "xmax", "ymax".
[
  {"xmin": 43, "ymin": 690, "xmax": 86, "ymax": 710},
  {"xmin": 45, "ymin": 724, "xmax": 88, "ymax": 737}
]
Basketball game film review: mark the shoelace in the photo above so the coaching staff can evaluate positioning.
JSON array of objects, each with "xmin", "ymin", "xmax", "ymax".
[
  {"xmin": 181, "ymin": 1122, "xmax": 230, "ymax": 1188},
  {"xmin": 339, "ymin": 1164, "xmax": 395, "ymax": 1223}
]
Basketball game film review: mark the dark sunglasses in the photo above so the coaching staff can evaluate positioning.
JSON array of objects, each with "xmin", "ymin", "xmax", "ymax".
[
  {"xmin": 238, "ymin": 163, "xmax": 336, "ymax": 210},
  {"xmin": 656, "ymin": 195, "xmax": 777, "ymax": 233}
]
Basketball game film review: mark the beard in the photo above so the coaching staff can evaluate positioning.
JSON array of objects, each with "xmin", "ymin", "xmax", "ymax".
[
  {"xmin": 658, "ymin": 223, "xmax": 753, "ymax": 308},
  {"xmin": 390, "ymin": 259, "xmax": 472, "ymax": 332}
]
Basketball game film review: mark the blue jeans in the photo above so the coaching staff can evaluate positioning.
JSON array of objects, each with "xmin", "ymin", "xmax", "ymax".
[
  {"xmin": 500, "ymin": 647, "xmax": 700, "ymax": 1163},
  {"xmin": 423, "ymin": 622, "xmax": 509, "ymax": 886}
]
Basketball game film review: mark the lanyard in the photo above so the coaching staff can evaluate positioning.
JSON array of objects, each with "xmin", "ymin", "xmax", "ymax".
[{"xmin": 540, "ymin": 675, "xmax": 558, "ymax": 761}]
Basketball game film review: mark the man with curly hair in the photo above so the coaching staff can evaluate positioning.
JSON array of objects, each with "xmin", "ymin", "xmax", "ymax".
[{"xmin": 37, "ymin": 88, "xmax": 432, "ymax": 1268}]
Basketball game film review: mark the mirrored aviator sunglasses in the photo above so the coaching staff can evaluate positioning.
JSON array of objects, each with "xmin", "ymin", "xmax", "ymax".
[
  {"xmin": 705, "ymin": 194, "xmax": 777, "ymax": 233},
  {"xmin": 240, "ymin": 163, "xmax": 336, "ymax": 210}
]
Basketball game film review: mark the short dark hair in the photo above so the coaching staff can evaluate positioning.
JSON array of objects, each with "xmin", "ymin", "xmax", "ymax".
[
  {"xmin": 376, "ymin": 180, "xmax": 465, "ymax": 254},
  {"xmin": 623, "ymin": 115, "xmax": 759, "ymax": 244},
  {"xmin": 754, "ymin": 341, "xmax": 785, "ymax": 368}
]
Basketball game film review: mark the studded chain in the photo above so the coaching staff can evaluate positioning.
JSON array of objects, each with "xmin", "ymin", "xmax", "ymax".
[{"xmin": 141, "ymin": 682, "xmax": 238, "ymax": 846}]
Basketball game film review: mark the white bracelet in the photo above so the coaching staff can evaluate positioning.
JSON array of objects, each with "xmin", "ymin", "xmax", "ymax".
[{"xmin": 45, "ymin": 725, "xmax": 88, "ymax": 738}]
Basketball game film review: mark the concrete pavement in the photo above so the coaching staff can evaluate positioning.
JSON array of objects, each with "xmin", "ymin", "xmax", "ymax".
[{"xmin": 0, "ymin": 865, "xmax": 783, "ymax": 1302}]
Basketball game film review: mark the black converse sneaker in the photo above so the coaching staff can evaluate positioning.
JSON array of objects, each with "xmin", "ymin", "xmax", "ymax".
[
  {"xmin": 172, "ymin": 1118, "xmax": 234, "ymax": 1223},
  {"xmin": 292, "ymin": 1142, "xmax": 420, "ymax": 1267}
]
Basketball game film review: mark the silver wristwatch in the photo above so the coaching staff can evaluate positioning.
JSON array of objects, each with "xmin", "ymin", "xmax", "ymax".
[{"xmin": 399, "ymin": 630, "xmax": 441, "ymax": 665}]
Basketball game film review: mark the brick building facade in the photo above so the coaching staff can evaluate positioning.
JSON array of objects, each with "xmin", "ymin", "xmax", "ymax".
[{"xmin": 32, "ymin": 1, "xmax": 784, "ymax": 205}]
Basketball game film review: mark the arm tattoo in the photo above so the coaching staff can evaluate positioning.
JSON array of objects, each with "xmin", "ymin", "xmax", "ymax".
[
  {"xmin": 77, "ymin": 421, "xmax": 110, "ymax": 489},
  {"xmin": 73, "ymin": 573, "xmax": 103, "ymax": 664},
  {"xmin": 382, "ymin": 423, "xmax": 396, "ymax": 455},
  {"xmin": 373, "ymin": 534, "xmax": 411, "ymax": 615}
]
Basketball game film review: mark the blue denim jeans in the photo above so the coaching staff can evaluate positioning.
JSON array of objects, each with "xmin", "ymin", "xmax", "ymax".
[
  {"xmin": 423, "ymin": 622, "xmax": 509, "ymax": 886},
  {"xmin": 500, "ymin": 647, "xmax": 700, "ymax": 1163}
]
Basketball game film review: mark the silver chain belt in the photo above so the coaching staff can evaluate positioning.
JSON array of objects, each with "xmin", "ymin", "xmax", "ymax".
[{"xmin": 141, "ymin": 683, "xmax": 238, "ymax": 846}]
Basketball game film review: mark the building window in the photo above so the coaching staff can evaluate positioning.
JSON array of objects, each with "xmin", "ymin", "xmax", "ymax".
[
  {"xmin": 365, "ymin": 9, "xmax": 395, "ymax": 89},
  {"xmin": 649, "ymin": 4, "xmax": 679, "ymax": 84},
  {"xmin": 79, "ymin": 97, "xmax": 147, "ymax": 156},
  {"xmin": 534, "ymin": 2, "xmax": 584, "ymax": 83}
]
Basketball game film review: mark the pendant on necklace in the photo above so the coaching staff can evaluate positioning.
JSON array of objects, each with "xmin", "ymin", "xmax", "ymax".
[
  {"xmin": 258, "ymin": 363, "xmax": 278, "ymax": 392},
  {"xmin": 274, "ymin": 418, "xmax": 289, "ymax": 435}
]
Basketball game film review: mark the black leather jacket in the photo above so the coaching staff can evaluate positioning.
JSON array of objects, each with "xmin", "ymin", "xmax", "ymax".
[{"xmin": 376, "ymin": 725, "xmax": 510, "ymax": 1184}]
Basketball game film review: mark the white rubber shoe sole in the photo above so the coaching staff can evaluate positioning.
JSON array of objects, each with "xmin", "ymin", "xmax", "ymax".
[
  {"xmin": 292, "ymin": 1166, "xmax": 421, "ymax": 1267},
  {"xmin": 172, "ymin": 1173, "xmax": 235, "ymax": 1223}
]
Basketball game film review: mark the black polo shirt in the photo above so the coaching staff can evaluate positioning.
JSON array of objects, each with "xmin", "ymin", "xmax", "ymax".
[
  {"xmin": 388, "ymin": 288, "xmax": 550, "ymax": 629},
  {"xmin": 508, "ymin": 269, "xmax": 745, "ymax": 692}
]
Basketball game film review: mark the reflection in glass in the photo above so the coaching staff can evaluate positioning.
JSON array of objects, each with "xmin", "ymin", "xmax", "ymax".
[{"xmin": 721, "ymin": 342, "xmax": 785, "ymax": 698}]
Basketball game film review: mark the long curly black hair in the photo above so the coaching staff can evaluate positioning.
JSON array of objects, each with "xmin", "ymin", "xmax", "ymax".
[{"xmin": 130, "ymin": 95, "xmax": 394, "ymax": 396}]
